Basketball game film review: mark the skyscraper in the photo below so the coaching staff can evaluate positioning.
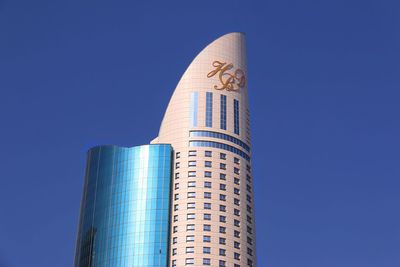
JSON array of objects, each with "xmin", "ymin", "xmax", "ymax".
[{"xmin": 74, "ymin": 32, "xmax": 257, "ymax": 267}]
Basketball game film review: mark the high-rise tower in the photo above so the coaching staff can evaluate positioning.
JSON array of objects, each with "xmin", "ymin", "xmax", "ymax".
[
  {"xmin": 152, "ymin": 32, "xmax": 256, "ymax": 267},
  {"xmin": 74, "ymin": 32, "xmax": 257, "ymax": 267}
]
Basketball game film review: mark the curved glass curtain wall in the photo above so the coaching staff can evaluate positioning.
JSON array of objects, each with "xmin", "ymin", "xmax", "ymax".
[{"xmin": 74, "ymin": 144, "xmax": 172, "ymax": 267}]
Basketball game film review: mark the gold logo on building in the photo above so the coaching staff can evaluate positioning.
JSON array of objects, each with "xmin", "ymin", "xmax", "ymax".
[{"xmin": 207, "ymin": 61, "xmax": 246, "ymax": 91}]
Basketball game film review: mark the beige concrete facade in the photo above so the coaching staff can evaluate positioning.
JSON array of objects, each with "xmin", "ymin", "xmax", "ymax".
[{"xmin": 152, "ymin": 32, "xmax": 257, "ymax": 267}]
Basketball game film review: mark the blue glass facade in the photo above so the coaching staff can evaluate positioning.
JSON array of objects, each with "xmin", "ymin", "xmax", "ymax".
[
  {"xmin": 189, "ymin": 130, "xmax": 250, "ymax": 152},
  {"xmin": 220, "ymin": 94, "xmax": 227, "ymax": 130},
  {"xmin": 190, "ymin": 92, "xmax": 198, "ymax": 127},
  {"xmin": 205, "ymin": 92, "xmax": 213, "ymax": 127},
  {"xmin": 234, "ymin": 99, "xmax": 240, "ymax": 135},
  {"xmin": 74, "ymin": 144, "xmax": 172, "ymax": 267}
]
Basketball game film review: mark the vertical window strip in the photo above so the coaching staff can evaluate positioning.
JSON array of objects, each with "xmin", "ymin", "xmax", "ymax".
[
  {"xmin": 206, "ymin": 92, "xmax": 213, "ymax": 127},
  {"xmin": 234, "ymin": 99, "xmax": 240, "ymax": 134},
  {"xmin": 220, "ymin": 94, "xmax": 227, "ymax": 130},
  {"xmin": 190, "ymin": 92, "xmax": 198, "ymax": 127}
]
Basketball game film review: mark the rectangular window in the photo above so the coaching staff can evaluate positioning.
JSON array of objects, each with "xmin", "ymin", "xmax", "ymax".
[
  {"xmin": 187, "ymin": 213, "xmax": 195, "ymax": 220},
  {"xmin": 187, "ymin": 224, "xmax": 195, "ymax": 231},
  {"xmin": 187, "ymin": 202, "xmax": 195, "ymax": 209},
  {"xmin": 203, "ymin": 247, "xmax": 211, "ymax": 254},
  {"xmin": 204, "ymin": 171, "xmax": 212, "ymax": 178},
  {"xmin": 203, "ymin": 258, "xmax": 211, "ymax": 265},
  {"xmin": 186, "ymin": 247, "xmax": 194, "ymax": 253},
  {"xmin": 220, "ymin": 94, "xmax": 227, "ymax": 130},
  {"xmin": 190, "ymin": 92, "xmax": 198, "ymax": 127},
  {"xmin": 204, "ymin": 181, "xmax": 212, "ymax": 188},
  {"xmin": 206, "ymin": 92, "xmax": 213, "ymax": 127},
  {"xmin": 204, "ymin": 192, "xmax": 212, "ymax": 198},
  {"xmin": 205, "ymin": 150, "xmax": 212, "ymax": 157},
  {"xmin": 188, "ymin": 161, "xmax": 196, "ymax": 167},
  {"xmin": 187, "ymin": 192, "xmax": 196, "ymax": 198},
  {"xmin": 188, "ymin": 150, "xmax": 197, "ymax": 156},
  {"xmin": 203, "ymin": 224, "xmax": 211, "ymax": 231},
  {"xmin": 186, "ymin": 235, "xmax": 195, "ymax": 242},
  {"xmin": 234, "ymin": 99, "xmax": 240, "ymax": 134},
  {"xmin": 185, "ymin": 258, "xmax": 194, "ymax": 264},
  {"xmin": 204, "ymin": 214, "xmax": 211, "ymax": 220},
  {"xmin": 188, "ymin": 181, "xmax": 196, "ymax": 187},
  {"xmin": 203, "ymin": 235, "xmax": 211, "ymax": 242},
  {"xmin": 205, "ymin": 161, "xmax": 212, "ymax": 167},
  {"xmin": 204, "ymin": 203, "xmax": 211, "ymax": 209},
  {"xmin": 188, "ymin": 171, "xmax": 196, "ymax": 177}
]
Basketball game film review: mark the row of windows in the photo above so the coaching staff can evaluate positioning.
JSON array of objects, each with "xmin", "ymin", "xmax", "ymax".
[
  {"xmin": 189, "ymin": 130, "xmax": 250, "ymax": 152},
  {"xmin": 189, "ymin": 92, "xmax": 240, "ymax": 135},
  {"xmin": 189, "ymin": 141, "xmax": 250, "ymax": 161}
]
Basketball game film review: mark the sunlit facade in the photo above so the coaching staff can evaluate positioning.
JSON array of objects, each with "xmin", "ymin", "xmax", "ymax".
[{"xmin": 74, "ymin": 32, "xmax": 257, "ymax": 267}]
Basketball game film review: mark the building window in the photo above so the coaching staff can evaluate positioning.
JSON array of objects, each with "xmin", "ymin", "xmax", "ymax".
[
  {"xmin": 234, "ymin": 177, "xmax": 240, "ymax": 185},
  {"xmin": 174, "ymin": 193, "xmax": 179, "ymax": 200},
  {"xmin": 204, "ymin": 171, "xmax": 212, "ymax": 178},
  {"xmin": 187, "ymin": 202, "xmax": 195, "ymax": 209},
  {"xmin": 219, "ymin": 226, "xmax": 226, "ymax": 233},
  {"xmin": 220, "ymin": 94, "xmax": 227, "ymax": 130},
  {"xmin": 219, "ymin": 249, "xmax": 226, "ymax": 256},
  {"xmin": 188, "ymin": 150, "xmax": 197, "ymax": 157},
  {"xmin": 187, "ymin": 192, "xmax": 196, "ymax": 198},
  {"xmin": 220, "ymin": 163, "xmax": 226, "ymax": 170},
  {"xmin": 247, "ymin": 247, "xmax": 253, "ymax": 256},
  {"xmin": 173, "ymin": 226, "xmax": 178, "ymax": 233},
  {"xmin": 174, "ymin": 204, "xmax": 179, "ymax": 211},
  {"xmin": 188, "ymin": 171, "xmax": 196, "ymax": 177},
  {"xmin": 186, "ymin": 247, "xmax": 194, "ymax": 253},
  {"xmin": 234, "ymin": 241, "xmax": 240, "ymax": 249},
  {"xmin": 234, "ymin": 230, "xmax": 240, "ymax": 238},
  {"xmin": 220, "ymin": 184, "xmax": 226, "ymax": 191},
  {"xmin": 234, "ymin": 253, "xmax": 241, "ymax": 260},
  {"xmin": 220, "ymin": 173, "xmax": 226, "ymax": 180},
  {"xmin": 174, "ymin": 215, "xmax": 178, "ymax": 222},
  {"xmin": 175, "ymin": 173, "xmax": 180, "ymax": 179},
  {"xmin": 234, "ymin": 188, "xmax": 240, "ymax": 195},
  {"xmin": 219, "ymin": 215, "xmax": 226, "ymax": 222},
  {"xmin": 204, "ymin": 181, "xmax": 212, "ymax": 188},
  {"xmin": 220, "ymin": 153, "xmax": 226, "ymax": 160},
  {"xmin": 205, "ymin": 150, "xmax": 212, "ymax": 157},
  {"xmin": 234, "ymin": 209, "xmax": 240, "ymax": 216},
  {"xmin": 175, "ymin": 183, "xmax": 179, "ymax": 189},
  {"xmin": 175, "ymin": 162, "xmax": 180, "ymax": 169},
  {"xmin": 173, "ymin": 237, "xmax": 177, "ymax": 244},
  {"xmin": 204, "ymin": 213, "xmax": 211, "ymax": 220},
  {"xmin": 234, "ymin": 157, "xmax": 240, "ymax": 164},
  {"xmin": 187, "ymin": 213, "xmax": 195, "ymax": 220},
  {"xmin": 172, "ymin": 260, "xmax": 176, "ymax": 267},
  {"xmin": 234, "ymin": 198, "xmax": 240, "ymax": 206},
  {"xmin": 188, "ymin": 161, "xmax": 196, "ymax": 167},
  {"xmin": 234, "ymin": 219, "xmax": 240, "ymax": 227},
  {"xmin": 234, "ymin": 99, "xmax": 240, "ymax": 134},
  {"xmin": 219, "ymin": 260, "xmax": 226, "ymax": 267},
  {"xmin": 185, "ymin": 258, "xmax": 194, "ymax": 265},
  {"xmin": 187, "ymin": 224, "xmax": 195, "ymax": 231},
  {"xmin": 203, "ymin": 235, "xmax": 211, "ymax": 242},
  {"xmin": 203, "ymin": 224, "xmax": 211, "ymax": 231},
  {"xmin": 190, "ymin": 91, "xmax": 198, "ymax": 127},
  {"xmin": 203, "ymin": 258, "xmax": 211, "ymax": 266},
  {"xmin": 172, "ymin": 248, "xmax": 177, "ymax": 255},
  {"xmin": 204, "ymin": 192, "xmax": 211, "ymax": 198},
  {"xmin": 234, "ymin": 167, "xmax": 240, "ymax": 174},
  {"xmin": 220, "ymin": 205, "xmax": 226, "ymax": 212},
  {"xmin": 219, "ymin": 237, "xmax": 226, "ymax": 244},
  {"xmin": 204, "ymin": 203, "xmax": 211, "ymax": 209},
  {"xmin": 206, "ymin": 92, "xmax": 213, "ymax": 127},
  {"xmin": 203, "ymin": 247, "xmax": 211, "ymax": 254},
  {"xmin": 205, "ymin": 161, "xmax": 212, "ymax": 167},
  {"xmin": 220, "ymin": 194, "xmax": 226, "ymax": 201},
  {"xmin": 186, "ymin": 235, "xmax": 195, "ymax": 242},
  {"xmin": 176, "ymin": 152, "xmax": 181, "ymax": 159},
  {"xmin": 188, "ymin": 181, "xmax": 196, "ymax": 187}
]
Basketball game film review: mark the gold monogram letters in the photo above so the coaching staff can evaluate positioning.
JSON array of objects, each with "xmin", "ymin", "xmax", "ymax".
[{"xmin": 207, "ymin": 61, "xmax": 246, "ymax": 91}]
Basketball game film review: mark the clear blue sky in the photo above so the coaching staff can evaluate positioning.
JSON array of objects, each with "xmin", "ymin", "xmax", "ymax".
[{"xmin": 0, "ymin": 0, "xmax": 399, "ymax": 266}]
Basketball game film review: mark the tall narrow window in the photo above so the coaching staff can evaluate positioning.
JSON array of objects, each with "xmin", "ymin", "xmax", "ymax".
[
  {"xmin": 190, "ymin": 92, "xmax": 198, "ymax": 127},
  {"xmin": 220, "ymin": 94, "xmax": 227, "ymax": 130},
  {"xmin": 234, "ymin": 99, "xmax": 240, "ymax": 134},
  {"xmin": 206, "ymin": 92, "xmax": 213, "ymax": 127}
]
